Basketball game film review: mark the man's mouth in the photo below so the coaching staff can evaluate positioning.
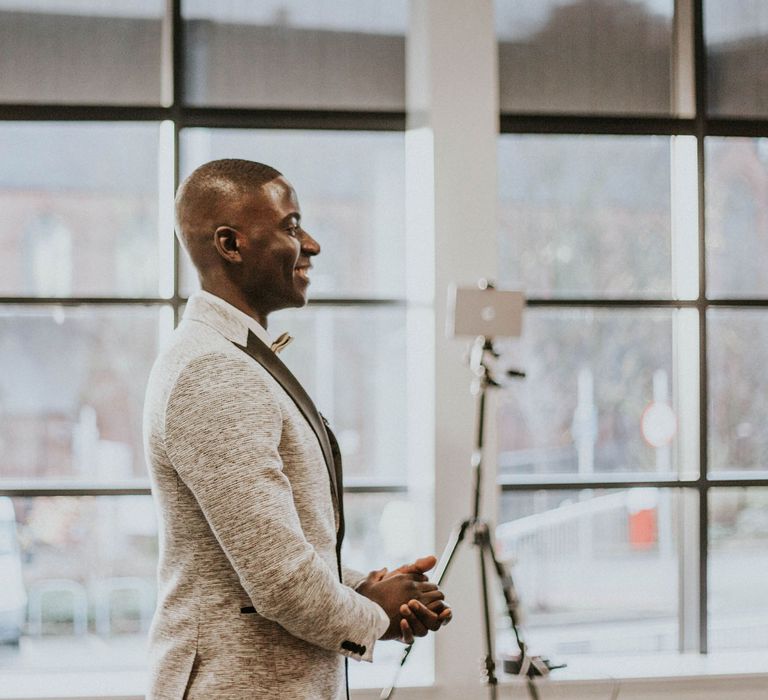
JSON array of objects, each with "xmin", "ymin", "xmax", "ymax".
[{"xmin": 294, "ymin": 265, "xmax": 311, "ymax": 283}]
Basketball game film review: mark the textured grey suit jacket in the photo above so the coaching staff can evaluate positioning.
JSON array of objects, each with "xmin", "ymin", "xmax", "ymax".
[{"xmin": 143, "ymin": 293, "xmax": 387, "ymax": 699}]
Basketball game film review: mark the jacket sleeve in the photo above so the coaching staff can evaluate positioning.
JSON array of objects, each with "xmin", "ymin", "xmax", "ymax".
[
  {"xmin": 342, "ymin": 565, "xmax": 369, "ymax": 590},
  {"xmin": 163, "ymin": 353, "xmax": 389, "ymax": 660}
]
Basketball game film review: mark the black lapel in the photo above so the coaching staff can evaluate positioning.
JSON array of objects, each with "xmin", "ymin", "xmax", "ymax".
[
  {"xmin": 321, "ymin": 417, "xmax": 345, "ymax": 554},
  {"xmin": 232, "ymin": 330, "xmax": 339, "ymax": 508}
]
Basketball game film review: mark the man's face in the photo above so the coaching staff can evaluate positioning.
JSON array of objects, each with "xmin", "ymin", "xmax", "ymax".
[{"xmin": 234, "ymin": 176, "xmax": 320, "ymax": 316}]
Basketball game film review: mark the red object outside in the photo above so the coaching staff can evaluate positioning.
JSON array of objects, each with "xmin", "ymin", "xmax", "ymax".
[{"xmin": 629, "ymin": 508, "xmax": 657, "ymax": 550}]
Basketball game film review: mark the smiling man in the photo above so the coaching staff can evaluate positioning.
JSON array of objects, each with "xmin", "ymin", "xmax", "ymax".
[{"xmin": 143, "ymin": 159, "xmax": 450, "ymax": 699}]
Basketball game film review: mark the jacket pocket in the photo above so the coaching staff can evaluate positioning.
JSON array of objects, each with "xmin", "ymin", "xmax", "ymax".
[{"xmin": 180, "ymin": 650, "xmax": 200, "ymax": 700}]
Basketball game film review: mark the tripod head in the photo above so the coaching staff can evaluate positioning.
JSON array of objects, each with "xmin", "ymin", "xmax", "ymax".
[
  {"xmin": 468, "ymin": 335, "xmax": 526, "ymax": 390},
  {"xmin": 448, "ymin": 279, "xmax": 526, "ymax": 390}
]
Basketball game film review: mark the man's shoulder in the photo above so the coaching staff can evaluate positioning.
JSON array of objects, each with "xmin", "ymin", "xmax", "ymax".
[
  {"xmin": 146, "ymin": 320, "xmax": 260, "ymax": 403},
  {"xmin": 165, "ymin": 318, "xmax": 241, "ymax": 363}
]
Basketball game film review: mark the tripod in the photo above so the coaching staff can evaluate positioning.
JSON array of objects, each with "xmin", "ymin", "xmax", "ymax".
[{"xmin": 381, "ymin": 337, "xmax": 549, "ymax": 700}]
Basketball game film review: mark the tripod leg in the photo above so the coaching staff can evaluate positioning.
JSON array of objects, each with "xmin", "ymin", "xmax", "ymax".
[
  {"xmin": 482, "ymin": 526, "xmax": 541, "ymax": 700},
  {"xmin": 378, "ymin": 645, "xmax": 414, "ymax": 700},
  {"xmin": 485, "ymin": 531, "xmax": 524, "ymax": 650},
  {"xmin": 434, "ymin": 519, "xmax": 472, "ymax": 585},
  {"xmin": 379, "ymin": 519, "xmax": 472, "ymax": 700},
  {"xmin": 476, "ymin": 524, "xmax": 498, "ymax": 699}
]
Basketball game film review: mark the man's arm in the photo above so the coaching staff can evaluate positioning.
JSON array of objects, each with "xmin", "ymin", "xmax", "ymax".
[{"xmin": 164, "ymin": 353, "xmax": 437, "ymax": 659}]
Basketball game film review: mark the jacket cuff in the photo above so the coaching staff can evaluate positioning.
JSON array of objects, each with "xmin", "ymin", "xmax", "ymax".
[
  {"xmin": 340, "ymin": 600, "xmax": 390, "ymax": 663},
  {"xmin": 343, "ymin": 565, "xmax": 368, "ymax": 590}
]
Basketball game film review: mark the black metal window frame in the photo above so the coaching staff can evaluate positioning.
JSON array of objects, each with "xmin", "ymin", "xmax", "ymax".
[
  {"xmin": 497, "ymin": 0, "xmax": 768, "ymax": 654},
  {"xmin": 0, "ymin": 6, "xmax": 408, "ymax": 497}
]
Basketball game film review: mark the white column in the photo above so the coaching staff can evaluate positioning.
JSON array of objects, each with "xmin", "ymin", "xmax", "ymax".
[{"xmin": 407, "ymin": 0, "xmax": 500, "ymax": 694}]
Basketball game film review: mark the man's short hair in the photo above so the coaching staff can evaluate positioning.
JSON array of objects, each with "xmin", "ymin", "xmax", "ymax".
[{"xmin": 177, "ymin": 158, "xmax": 283, "ymax": 211}]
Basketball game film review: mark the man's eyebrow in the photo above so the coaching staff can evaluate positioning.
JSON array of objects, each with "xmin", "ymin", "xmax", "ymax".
[{"xmin": 280, "ymin": 212, "xmax": 301, "ymax": 224}]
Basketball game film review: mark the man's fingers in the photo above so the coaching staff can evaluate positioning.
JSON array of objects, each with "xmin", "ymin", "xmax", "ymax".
[
  {"xmin": 410, "ymin": 555, "xmax": 437, "ymax": 573},
  {"xmin": 407, "ymin": 600, "xmax": 442, "ymax": 631},
  {"xmin": 413, "ymin": 580, "xmax": 439, "ymax": 592},
  {"xmin": 417, "ymin": 589, "xmax": 445, "ymax": 603},
  {"xmin": 397, "ymin": 573, "xmax": 429, "ymax": 583},
  {"xmin": 391, "ymin": 554, "xmax": 438, "ymax": 578},
  {"xmin": 390, "ymin": 574, "xmax": 438, "ymax": 594},
  {"xmin": 428, "ymin": 599, "xmax": 452, "ymax": 622},
  {"xmin": 415, "ymin": 599, "xmax": 453, "ymax": 628},
  {"xmin": 396, "ymin": 597, "xmax": 453, "ymax": 644},
  {"xmin": 400, "ymin": 603, "xmax": 428, "ymax": 637},
  {"xmin": 412, "ymin": 583, "xmax": 443, "ymax": 605},
  {"xmin": 399, "ymin": 618, "xmax": 414, "ymax": 645},
  {"xmin": 427, "ymin": 600, "xmax": 453, "ymax": 624},
  {"xmin": 421, "ymin": 600, "xmax": 453, "ymax": 627}
]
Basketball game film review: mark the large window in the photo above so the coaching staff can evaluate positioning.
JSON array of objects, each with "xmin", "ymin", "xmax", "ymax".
[
  {"xmin": 495, "ymin": 0, "xmax": 768, "ymax": 660},
  {"xmin": 0, "ymin": 0, "xmax": 428, "ymax": 690},
  {"xmin": 495, "ymin": 0, "xmax": 676, "ymax": 116},
  {"xmin": 4, "ymin": 0, "xmax": 767, "ymax": 696}
]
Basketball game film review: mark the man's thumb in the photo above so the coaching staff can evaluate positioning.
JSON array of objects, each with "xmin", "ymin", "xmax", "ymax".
[
  {"xmin": 412, "ymin": 555, "xmax": 437, "ymax": 573},
  {"xmin": 372, "ymin": 567, "xmax": 388, "ymax": 581}
]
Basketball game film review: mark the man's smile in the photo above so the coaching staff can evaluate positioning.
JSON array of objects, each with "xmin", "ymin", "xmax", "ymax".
[{"xmin": 294, "ymin": 264, "xmax": 311, "ymax": 283}]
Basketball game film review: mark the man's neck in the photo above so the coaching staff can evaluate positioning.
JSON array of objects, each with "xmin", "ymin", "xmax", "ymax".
[{"xmin": 201, "ymin": 282, "xmax": 268, "ymax": 330}]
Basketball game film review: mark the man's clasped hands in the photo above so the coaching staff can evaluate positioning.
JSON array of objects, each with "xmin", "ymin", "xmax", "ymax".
[{"xmin": 356, "ymin": 555, "xmax": 452, "ymax": 644}]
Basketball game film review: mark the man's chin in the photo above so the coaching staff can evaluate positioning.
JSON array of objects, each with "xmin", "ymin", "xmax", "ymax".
[
  {"xmin": 289, "ymin": 294, "xmax": 309, "ymax": 309},
  {"xmin": 265, "ymin": 294, "xmax": 308, "ymax": 316}
]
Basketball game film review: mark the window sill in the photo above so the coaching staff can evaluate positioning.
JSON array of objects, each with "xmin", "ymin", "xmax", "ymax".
[
  {"xmin": 517, "ymin": 649, "xmax": 768, "ymax": 682},
  {"xmin": 1, "ymin": 651, "xmax": 767, "ymax": 700}
]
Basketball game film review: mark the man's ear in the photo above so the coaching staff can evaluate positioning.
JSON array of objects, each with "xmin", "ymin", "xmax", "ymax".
[{"xmin": 213, "ymin": 226, "xmax": 241, "ymax": 262}]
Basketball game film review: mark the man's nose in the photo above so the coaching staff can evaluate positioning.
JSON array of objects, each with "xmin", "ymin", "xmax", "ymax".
[{"xmin": 300, "ymin": 229, "xmax": 320, "ymax": 256}]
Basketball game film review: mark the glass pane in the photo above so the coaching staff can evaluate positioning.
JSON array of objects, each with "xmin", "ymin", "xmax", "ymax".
[
  {"xmin": 705, "ymin": 1, "xmax": 768, "ymax": 118},
  {"xmin": 496, "ymin": 0, "xmax": 674, "ymax": 115},
  {"xmin": 179, "ymin": 129, "xmax": 405, "ymax": 298},
  {"xmin": 0, "ymin": 1, "xmax": 164, "ymax": 105},
  {"xmin": 272, "ymin": 305, "xmax": 407, "ymax": 481},
  {"xmin": 498, "ymin": 135, "xmax": 672, "ymax": 298},
  {"xmin": 0, "ymin": 306, "xmax": 166, "ymax": 483},
  {"xmin": 496, "ymin": 309, "xmax": 682, "ymax": 477},
  {"xmin": 710, "ymin": 488, "xmax": 768, "ymax": 650},
  {"xmin": 706, "ymin": 138, "xmax": 768, "ymax": 298},
  {"xmin": 342, "ymin": 492, "xmax": 430, "ymax": 584},
  {"xmin": 0, "ymin": 496, "xmax": 156, "ymax": 671},
  {"xmin": 343, "ymin": 491, "xmax": 434, "ymax": 689},
  {"xmin": 0, "ymin": 123, "xmax": 167, "ymax": 298},
  {"xmin": 497, "ymin": 488, "xmax": 680, "ymax": 656},
  {"xmin": 709, "ymin": 310, "xmax": 768, "ymax": 475},
  {"xmin": 182, "ymin": 0, "xmax": 406, "ymax": 109}
]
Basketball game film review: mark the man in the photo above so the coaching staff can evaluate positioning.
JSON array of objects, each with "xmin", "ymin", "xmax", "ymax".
[{"xmin": 143, "ymin": 159, "xmax": 450, "ymax": 699}]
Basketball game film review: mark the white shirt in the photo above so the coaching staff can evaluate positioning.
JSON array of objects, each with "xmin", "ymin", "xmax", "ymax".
[{"xmin": 197, "ymin": 290, "xmax": 273, "ymax": 348}]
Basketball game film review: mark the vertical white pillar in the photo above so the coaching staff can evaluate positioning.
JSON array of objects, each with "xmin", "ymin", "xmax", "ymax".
[
  {"xmin": 407, "ymin": 1, "xmax": 500, "ymax": 694},
  {"xmin": 672, "ymin": 0, "xmax": 696, "ymax": 118}
]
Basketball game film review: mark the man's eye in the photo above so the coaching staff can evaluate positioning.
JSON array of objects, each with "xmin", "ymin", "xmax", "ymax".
[{"xmin": 287, "ymin": 225, "xmax": 298, "ymax": 236}]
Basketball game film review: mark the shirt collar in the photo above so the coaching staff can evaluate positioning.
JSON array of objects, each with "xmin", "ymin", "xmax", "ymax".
[{"xmin": 193, "ymin": 290, "xmax": 273, "ymax": 348}]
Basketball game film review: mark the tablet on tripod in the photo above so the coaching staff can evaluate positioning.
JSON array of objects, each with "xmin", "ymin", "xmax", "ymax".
[{"xmin": 447, "ymin": 282, "xmax": 525, "ymax": 339}]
